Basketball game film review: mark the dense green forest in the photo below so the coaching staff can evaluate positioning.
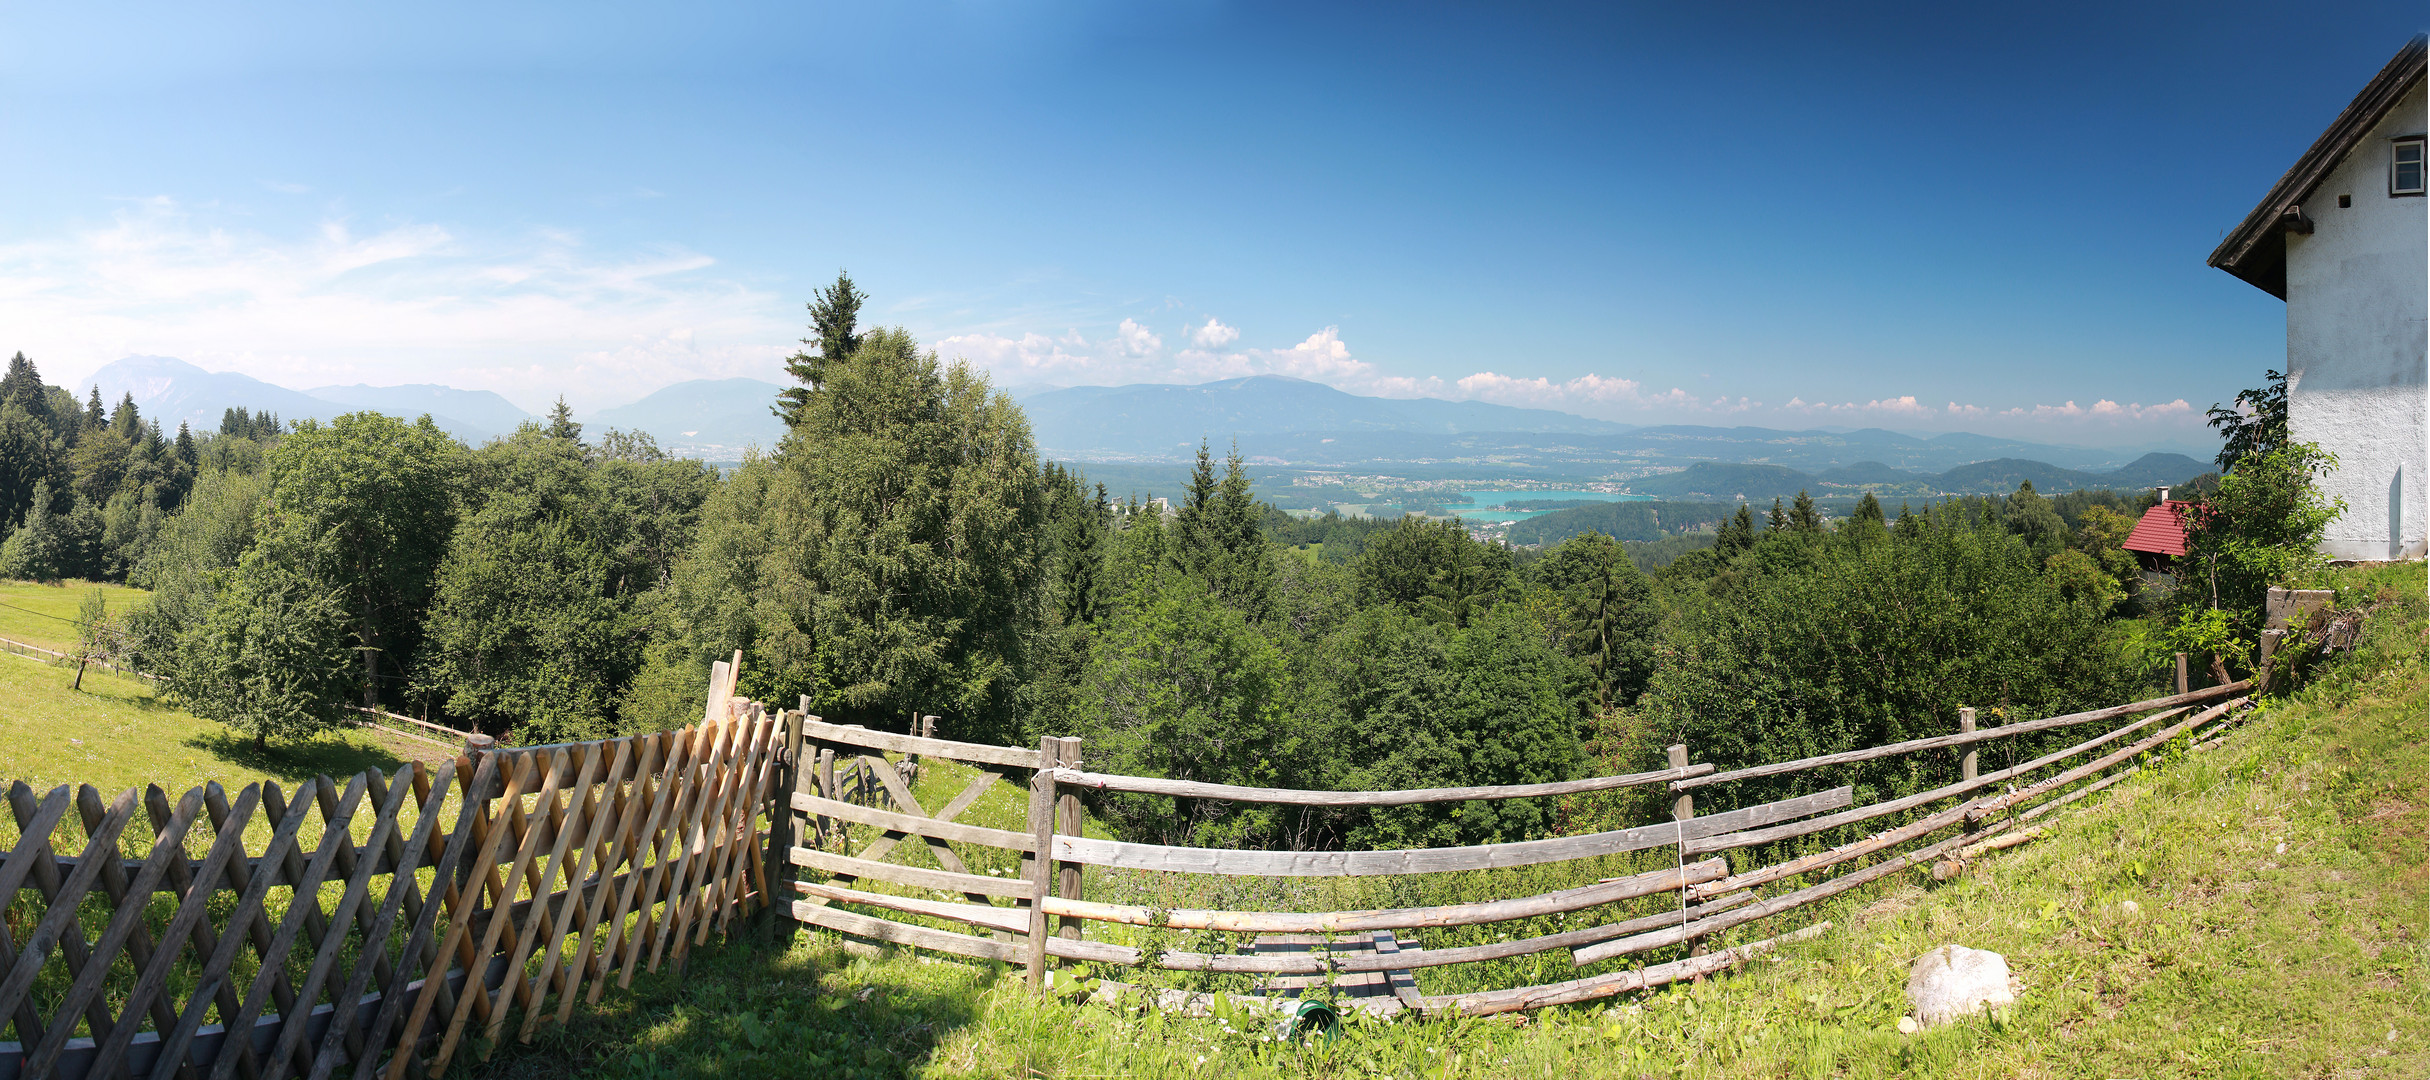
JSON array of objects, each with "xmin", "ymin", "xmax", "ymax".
[{"xmin": 0, "ymin": 277, "xmax": 2331, "ymax": 854}]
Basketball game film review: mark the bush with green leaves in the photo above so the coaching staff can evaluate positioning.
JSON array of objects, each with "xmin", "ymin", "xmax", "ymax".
[
  {"xmin": 2167, "ymin": 440, "xmax": 2344, "ymax": 677},
  {"xmin": 1644, "ymin": 505, "xmax": 2139, "ymax": 806},
  {"xmin": 172, "ymin": 559, "xmax": 358, "ymax": 751}
]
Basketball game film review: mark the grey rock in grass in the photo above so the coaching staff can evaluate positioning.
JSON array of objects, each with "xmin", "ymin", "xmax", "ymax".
[{"xmin": 1906, "ymin": 945, "xmax": 2014, "ymax": 1028}]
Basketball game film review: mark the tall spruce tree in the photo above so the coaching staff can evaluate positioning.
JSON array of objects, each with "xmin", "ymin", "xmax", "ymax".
[
  {"xmin": 664, "ymin": 315, "xmax": 1044, "ymax": 740},
  {"xmin": 773, "ymin": 271, "xmax": 868, "ymax": 427},
  {"xmin": 1790, "ymin": 490, "xmax": 1823, "ymax": 533}
]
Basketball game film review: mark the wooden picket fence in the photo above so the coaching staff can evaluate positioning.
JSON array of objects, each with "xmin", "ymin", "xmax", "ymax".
[
  {"xmin": 779, "ymin": 680, "xmax": 2255, "ymax": 1017},
  {"xmin": 0, "ymin": 659, "xmax": 781, "ymax": 1080}
]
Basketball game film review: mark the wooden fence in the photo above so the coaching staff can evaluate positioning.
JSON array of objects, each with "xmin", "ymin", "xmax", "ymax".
[
  {"xmin": 0, "ymin": 658, "xmax": 781, "ymax": 1080},
  {"xmin": 778, "ymin": 680, "xmax": 2254, "ymax": 1017},
  {"xmin": 0, "ymin": 658, "xmax": 2263, "ymax": 1078}
]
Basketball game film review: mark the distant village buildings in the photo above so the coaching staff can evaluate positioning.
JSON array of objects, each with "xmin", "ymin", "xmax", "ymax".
[{"xmin": 2208, "ymin": 35, "xmax": 2428, "ymax": 561}]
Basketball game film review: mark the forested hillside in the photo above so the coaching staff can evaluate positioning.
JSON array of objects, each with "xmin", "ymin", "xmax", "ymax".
[{"xmin": 1, "ymin": 276, "xmax": 2329, "ymax": 867}]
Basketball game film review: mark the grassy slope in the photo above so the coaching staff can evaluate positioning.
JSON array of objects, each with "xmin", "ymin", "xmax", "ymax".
[
  {"xmin": 0, "ymin": 649, "xmax": 439, "ymax": 803},
  {"xmin": 469, "ymin": 561, "xmax": 2421, "ymax": 1078},
  {"xmin": 0, "ymin": 578, "xmax": 151, "ymax": 651}
]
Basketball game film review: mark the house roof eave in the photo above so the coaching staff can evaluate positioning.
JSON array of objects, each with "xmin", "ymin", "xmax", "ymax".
[{"xmin": 2207, "ymin": 33, "xmax": 2428, "ymax": 301}]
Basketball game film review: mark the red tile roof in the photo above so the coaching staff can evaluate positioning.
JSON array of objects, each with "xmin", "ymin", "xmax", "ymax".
[{"xmin": 2122, "ymin": 501, "xmax": 2192, "ymax": 558}]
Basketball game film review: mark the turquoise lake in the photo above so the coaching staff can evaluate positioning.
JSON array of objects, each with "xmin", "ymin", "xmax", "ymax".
[{"xmin": 1449, "ymin": 489, "xmax": 1651, "ymax": 522}]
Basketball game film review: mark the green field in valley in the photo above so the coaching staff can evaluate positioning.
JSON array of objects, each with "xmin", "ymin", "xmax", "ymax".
[
  {"xmin": 0, "ymin": 645, "xmax": 443, "ymax": 809},
  {"xmin": 0, "ymin": 577, "xmax": 151, "ymax": 652}
]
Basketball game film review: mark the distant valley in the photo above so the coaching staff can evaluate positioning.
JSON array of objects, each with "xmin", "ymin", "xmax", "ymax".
[{"xmin": 80, "ymin": 359, "xmax": 2214, "ymax": 517}]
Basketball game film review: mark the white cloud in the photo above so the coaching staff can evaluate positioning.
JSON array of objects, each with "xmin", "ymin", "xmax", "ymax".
[
  {"xmin": 942, "ymin": 320, "xmax": 1449, "ymax": 398},
  {"xmin": 1455, "ymin": 371, "xmax": 1701, "ymax": 411},
  {"xmin": 1997, "ymin": 398, "xmax": 2193, "ymax": 422},
  {"xmin": 1188, "ymin": 317, "xmax": 1238, "ymax": 348},
  {"xmin": 1115, "ymin": 318, "xmax": 1162, "ymax": 357},
  {"xmin": 0, "ymin": 199, "xmax": 792, "ymax": 410}
]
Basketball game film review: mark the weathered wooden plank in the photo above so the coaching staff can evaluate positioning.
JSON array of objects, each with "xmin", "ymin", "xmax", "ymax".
[
  {"xmin": 1024, "ymin": 737, "xmax": 1056, "ymax": 990},
  {"xmin": 86, "ymin": 785, "xmax": 262, "ymax": 1080},
  {"xmin": 855, "ymin": 752, "xmax": 999, "ymax": 901},
  {"xmin": 1581, "ymin": 811, "xmax": 2012, "ymax": 967},
  {"xmin": 790, "ymin": 847, "xmax": 1033, "ymax": 899},
  {"xmin": 1052, "ymin": 788, "xmax": 1851, "ymax": 877},
  {"xmin": 1373, "ymin": 933, "xmax": 1422, "ymax": 1009},
  {"xmin": 791, "ymin": 901, "xmax": 1028, "ymax": 964},
  {"xmin": 1427, "ymin": 922, "xmax": 1831, "ymax": 1016},
  {"xmin": 789, "ymin": 792, "xmax": 1037, "ymax": 853},
  {"xmin": 1673, "ymin": 682, "xmax": 2249, "ymax": 792},
  {"xmin": 803, "ymin": 719, "xmax": 1043, "ymax": 770},
  {"xmin": 1683, "ymin": 709, "xmax": 2184, "ymax": 855},
  {"xmin": 1970, "ymin": 698, "xmax": 2244, "ymax": 822},
  {"xmin": 1048, "ymin": 763, "xmax": 1715, "ymax": 807},
  {"xmin": 1037, "ymin": 858, "xmax": 1727, "ymax": 933},
  {"xmin": 1052, "ymin": 738, "xmax": 1083, "ymax": 943},
  {"xmin": 793, "ymin": 882, "xmax": 1029, "ymax": 934},
  {"xmin": 2015, "ymin": 766, "xmax": 2135, "ymax": 824},
  {"xmin": 1147, "ymin": 894, "xmax": 1756, "ymax": 975}
]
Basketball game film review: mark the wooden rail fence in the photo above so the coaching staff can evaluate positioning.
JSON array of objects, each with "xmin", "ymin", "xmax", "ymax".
[
  {"xmin": 0, "ymin": 655, "xmax": 2259, "ymax": 1076},
  {"xmin": 778, "ymin": 680, "xmax": 2254, "ymax": 1017},
  {"xmin": 0, "ymin": 658, "xmax": 780, "ymax": 1079}
]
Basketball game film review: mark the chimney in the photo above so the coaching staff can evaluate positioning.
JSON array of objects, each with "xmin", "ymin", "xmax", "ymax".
[{"xmin": 2157, "ymin": 485, "xmax": 2171, "ymax": 503}]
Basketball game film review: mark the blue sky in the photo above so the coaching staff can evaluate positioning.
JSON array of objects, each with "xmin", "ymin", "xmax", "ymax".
[{"xmin": 0, "ymin": 2, "xmax": 2420, "ymax": 448}]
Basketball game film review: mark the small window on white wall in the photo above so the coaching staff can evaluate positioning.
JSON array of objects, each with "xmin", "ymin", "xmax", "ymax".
[{"xmin": 2394, "ymin": 137, "xmax": 2426, "ymax": 196}]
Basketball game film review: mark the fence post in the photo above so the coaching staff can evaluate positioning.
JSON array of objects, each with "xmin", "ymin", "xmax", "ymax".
[
  {"xmin": 1667, "ymin": 743, "xmax": 1705, "ymax": 958},
  {"xmin": 768, "ymin": 708, "xmax": 807, "ymax": 939},
  {"xmin": 1054, "ymin": 737, "xmax": 1084, "ymax": 942},
  {"xmin": 1025, "ymin": 737, "xmax": 1059, "ymax": 991},
  {"xmin": 817, "ymin": 747, "xmax": 838, "ymax": 848},
  {"xmin": 1959, "ymin": 707, "xmax": 1977, "ymax": 782},
  {"xmin": 2175, "ymin": 652, "xmax": 2189, "ymax": 695}
]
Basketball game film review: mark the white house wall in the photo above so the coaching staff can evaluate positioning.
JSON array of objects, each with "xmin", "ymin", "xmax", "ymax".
[{"xmin": 2282, "ymin": 77, "xmax": 2429, "ymax": 561}]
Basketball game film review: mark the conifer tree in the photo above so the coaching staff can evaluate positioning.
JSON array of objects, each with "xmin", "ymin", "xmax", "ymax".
[
  {"xmin": 1766, "ymin": 497, "xmax": 1788, "ymax": 532},
  {"xmin": 773, "ymin": 271, "xmax": 868, "ymax": 426},
  {"xmin": 110, "ymin": 392, "xmax": 140, "ymax": 438},
  {"xmin": 1852, "ymin": 491, "xmax": 1885, "ymax": 526},
  {"xmin": 0, "ymin": 479, "xmax": 63, "ymax": 581},
  {"xmin": 1715, "ymin": 503, "xmax": 1757, "ymax": 556},
  {"xmin": 1790, "ymin": 490, "xmax": 1823, "ymax": 532},
  {"xmin": 84, "ymin": 386, "xmax": 105, "ymax": 428},
  {"xmin": 544, "ymin": 396, "xmax": 584, "ymax": 445}
]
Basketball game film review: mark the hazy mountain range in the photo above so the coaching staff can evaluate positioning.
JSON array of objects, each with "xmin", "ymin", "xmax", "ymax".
[
  {"xmin": 79, "ymin": 359, "xmax": 2213, "ymax": 490},
  {"xmin": 86, "ymin": 356, "xmax": 791, "ymax": 454},
  {"xmin": 1013, "ymin": 376, "xmax": 2208, "ymax": 474}
]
